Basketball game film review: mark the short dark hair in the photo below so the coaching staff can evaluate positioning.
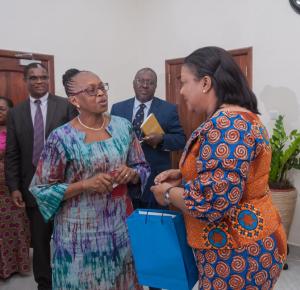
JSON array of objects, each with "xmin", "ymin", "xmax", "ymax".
[
  {"xmin": 184, "ymin": 46, "xmax": 259, "ymax": 114},
  {"xmin": 134, "ymin": 67, "xmax": 157, "ymax": 83},
  {"xmin": 0, "ymin": 96, "xmax": 14, "ymax": 108},
  {"xmin": 23, "ymin": 62, "xmax": 48, "ymax": 78}
]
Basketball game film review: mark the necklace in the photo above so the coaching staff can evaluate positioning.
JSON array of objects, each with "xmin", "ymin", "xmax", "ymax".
[{"xmin": 77, "ymin": 116, "xmax": 105, "ymax": 131}]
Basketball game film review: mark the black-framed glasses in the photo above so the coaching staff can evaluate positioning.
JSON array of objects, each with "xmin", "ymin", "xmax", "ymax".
[
  {"xmin": 74, "ymin": 83, "xmax": 109, "ymax": 96},
  {"xmin": 135, "ymin": 78, "xmax": 156, "ymax": 87},
  {"xmin": 27, "ymin": 75, "xmax": 49, "ymax": 82}
]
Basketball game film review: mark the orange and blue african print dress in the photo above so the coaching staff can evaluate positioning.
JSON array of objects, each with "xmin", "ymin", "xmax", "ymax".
[{"xmin": 180, "ymin": 110, "xmax": 287, "ymax": 289}]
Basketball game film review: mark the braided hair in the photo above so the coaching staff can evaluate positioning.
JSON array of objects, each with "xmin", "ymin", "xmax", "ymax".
[{"xmin": 62, "ymin": 69, "xmax": 81, "ymax": 96}]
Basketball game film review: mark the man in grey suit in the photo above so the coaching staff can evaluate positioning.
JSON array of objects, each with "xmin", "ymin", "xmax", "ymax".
[{"xmin": 5, "ymin": 63, "xmax": 77, "ymax": 290}]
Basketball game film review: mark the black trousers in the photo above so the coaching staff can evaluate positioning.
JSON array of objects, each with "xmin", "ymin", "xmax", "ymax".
[
  {"xmin": 132, "ymin": 198, "xmax": 165, "ymax": 290},
  {"xmin": 26, "ymin": 207, "xmax": 53, "ymax": 290}
]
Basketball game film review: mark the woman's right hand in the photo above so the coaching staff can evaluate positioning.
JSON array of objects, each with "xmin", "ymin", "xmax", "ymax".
[
  {"xmin": 83, "ymin": 173, "xmax": 113, "ymax": 193},
  {"xmin": 154, "ymin": 169, "xmax": 182, "ymax": 187}
]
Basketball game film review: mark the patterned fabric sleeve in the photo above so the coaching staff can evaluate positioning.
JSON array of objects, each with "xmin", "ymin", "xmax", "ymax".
[
  {"xmin": 30, "ymin": 130, "xmax": 68, "ymax": 222},
  {"xmin": 184, "ymin": 114, "xmax": 258, "ymax": 223},
  {"xmin": 0, "ymin": 130, "xmax": 6, "ymax": 151},
  {"xmin": 126, "ymin": 128, "xmax": 151, "ymax": 192}
]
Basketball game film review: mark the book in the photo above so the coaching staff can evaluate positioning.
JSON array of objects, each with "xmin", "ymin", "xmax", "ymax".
[{"xmin": 140, "ymin": 113, "xmax": 165, "ymax": 136}]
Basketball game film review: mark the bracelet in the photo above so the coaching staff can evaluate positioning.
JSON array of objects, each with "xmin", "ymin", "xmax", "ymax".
[{"xmin": 164, "ymin": 186, "xmax": 176, "ymax": 205}]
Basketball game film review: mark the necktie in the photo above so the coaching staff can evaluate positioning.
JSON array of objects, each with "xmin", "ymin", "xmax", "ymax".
[
  {"xmin": 32, "ymin": 99, "xmax": 44, "ymax": 166},
  {"xmin": 133, "ymin": 103, "xmax": 146, "ymax": 140}
]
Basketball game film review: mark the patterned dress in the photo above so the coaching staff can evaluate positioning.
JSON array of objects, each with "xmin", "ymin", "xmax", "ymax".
[
  {"xmin": 0, "ymin": 129, "xmax": 30, "ymax": 279},
  {"xmin": 30, "ymin": 116, "xmax": 150, "ymax": 290},
  {"xmin": 180, "ymin": 111, "xmax": 287, "ymax": 290}
]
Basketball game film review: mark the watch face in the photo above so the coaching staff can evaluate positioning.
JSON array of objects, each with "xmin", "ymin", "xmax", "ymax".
[{"xmin": 290, "ymin": 0, "xmax": 300, "ymax": 14}]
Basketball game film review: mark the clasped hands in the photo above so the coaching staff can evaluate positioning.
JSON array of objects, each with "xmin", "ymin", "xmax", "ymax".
[
  {"xmin": 82, "ymin": 165, "xmax": 138, "ymax": 193},
  {"xmin": 150, "ymin": 169, "xmax": 182, "ymax": 206}
]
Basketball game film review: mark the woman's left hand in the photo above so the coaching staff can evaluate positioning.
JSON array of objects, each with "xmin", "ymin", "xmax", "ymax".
[
  {"xmin": 113, "ymin": 165, "xmax": 139, "ymax": 185},
  {"xmin": 150, "ymin": 182, "xmax": 172, "ymax": 206}
]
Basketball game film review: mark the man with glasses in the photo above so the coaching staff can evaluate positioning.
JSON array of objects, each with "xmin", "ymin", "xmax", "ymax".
[
  {"xmin": 112, "ymin": 68, "xmax": 185, "ymax": 290},
  {"xmin": 5, "ymin": 63, "xmax": 77, "ymax": 290},
  {"xmin": 111, "ymin": 67, "xmax": 186, "ymax": 208}
]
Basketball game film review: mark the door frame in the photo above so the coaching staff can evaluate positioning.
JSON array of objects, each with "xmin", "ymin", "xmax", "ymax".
[
  {"xmin": 228, "ymin": 47, "xmax": 252, "ymax": 88},
  {"xmin": 0, "ymin": 48, "xmax": 55, "ymax": 93},
  {"xmin": 165, "ymin": 57, "xmax": 185, "ymax": 105}
]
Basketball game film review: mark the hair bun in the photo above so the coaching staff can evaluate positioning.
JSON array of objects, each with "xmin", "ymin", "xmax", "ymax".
[{"xmin": 62, "ymin": 69, "xmax": 80, "ymax": 87}]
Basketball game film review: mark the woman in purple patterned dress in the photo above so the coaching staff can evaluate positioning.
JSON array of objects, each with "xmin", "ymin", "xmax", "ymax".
[{"xmin": 30, "ymin": 70, "xmax": 150, "ymax": 290}]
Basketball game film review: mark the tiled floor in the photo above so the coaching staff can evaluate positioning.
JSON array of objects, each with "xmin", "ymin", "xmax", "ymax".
[{"xmin": 1, "ymin": 246, "xmax": 300, "ymax": 290}]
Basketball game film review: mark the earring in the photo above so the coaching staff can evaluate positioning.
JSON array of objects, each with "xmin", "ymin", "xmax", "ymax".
[
  {"xmin": 202, "ymin": 90, "xmax": 206, "ymax": 93},
  {"xmin": 76, "ymin": 105, "xmax": 80, "ymax": 109}
]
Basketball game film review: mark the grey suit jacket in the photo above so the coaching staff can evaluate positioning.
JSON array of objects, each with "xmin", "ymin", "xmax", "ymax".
[{"xmin": 5, "ymin": 94, "xmax": 78, "ymax": 206}]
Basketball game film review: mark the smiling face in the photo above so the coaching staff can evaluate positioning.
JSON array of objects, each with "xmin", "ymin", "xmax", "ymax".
[
  {"xmin": 25, "ymin": 66, "xmax": 49, "ymax": 98},
  {"xmin": 180, "ymin": 65, "xmax": 216, "ymax": 116},
  {"xmin": 69, "ymin": 71, "xmax": 108, "ymax": 114},
  {"xmin": 133, "ymin": 69, "xmax": 157, "ymax": 103}
]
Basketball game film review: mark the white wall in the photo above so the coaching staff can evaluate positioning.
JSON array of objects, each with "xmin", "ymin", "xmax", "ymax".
[
  {"xmin": 1, "ymin": 0, "xmax": 143, "ymax": 105},
  {"xmin": 1, "ymin": 0, "xmax": 300, "ymax": 245}
]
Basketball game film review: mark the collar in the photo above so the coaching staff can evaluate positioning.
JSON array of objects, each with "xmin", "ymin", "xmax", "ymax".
[
  {"xmin": 133, "ymin": 97, "xmax": 153, "ymax": 110},
  {"xmin": 29, "ymin": 93, "xmax": 49, "ymax": 104}
]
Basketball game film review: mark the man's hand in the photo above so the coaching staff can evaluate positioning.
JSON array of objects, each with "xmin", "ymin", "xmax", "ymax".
[
  {"xmin": 11, "ymin": 190, "xmax": 25, "ymax": 208},
  {"xmin": 142, "ymin": 133, "xmax": 163, "ymax": 148}
]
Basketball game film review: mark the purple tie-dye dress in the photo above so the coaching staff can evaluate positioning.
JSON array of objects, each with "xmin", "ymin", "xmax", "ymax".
[{"xmin": 30, "ymin": 115, "xmax": 150, "ymax": 290}]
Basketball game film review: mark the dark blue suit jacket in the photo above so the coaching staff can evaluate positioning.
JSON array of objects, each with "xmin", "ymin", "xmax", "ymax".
[{"xmin": 111, "ymin": 97, "xmax": 186, "ymax": 204}]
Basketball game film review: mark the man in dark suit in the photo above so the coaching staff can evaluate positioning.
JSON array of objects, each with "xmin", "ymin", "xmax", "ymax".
[
  {"xmin": 111, "ymin": 67, "xmax": 186, "ymax": 209},
  {"xmin": 111, "ymin": 68, "xmax": 185, "ymax": 290},
  {"xmin": 5, "ymin": 63, "xmax": 77, "ymax": 290}
]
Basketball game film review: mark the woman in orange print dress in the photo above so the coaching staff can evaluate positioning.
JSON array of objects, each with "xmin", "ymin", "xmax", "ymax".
[
  {"xmin": 150, "ymin": 47, "xmax": 286, "ymax": 290},
  {"xmin": 0, "ymin": 96, "xmax": 30, "ymax": 279}
]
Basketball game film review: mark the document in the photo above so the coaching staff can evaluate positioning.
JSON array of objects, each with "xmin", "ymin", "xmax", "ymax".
[{"xmin": 140, "ymin": 113, "xmax": 165, "ymax": 136}]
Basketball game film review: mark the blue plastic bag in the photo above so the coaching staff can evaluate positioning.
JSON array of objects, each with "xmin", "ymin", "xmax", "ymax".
[{"xmin": 126, "ymin": 209, "xmax": 198, "ymax": 290}]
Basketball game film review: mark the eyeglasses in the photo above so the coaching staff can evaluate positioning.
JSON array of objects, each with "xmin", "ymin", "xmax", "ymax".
[
  {"xmin": 27, "ymin": 76, "xmax": 49, "ymax": 82},
  {"xmin": 135, "ymin": 78, "xmax": 156, "ymax": 87},
  {"xmin": 74, "ymin": 83, "xmax": 109, "ymax": 96}
]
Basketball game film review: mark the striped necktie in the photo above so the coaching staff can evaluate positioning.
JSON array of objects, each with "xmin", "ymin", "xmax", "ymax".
[{"xmin": 32, "ymin": 99, "xmax": 44, "ymax": 166}]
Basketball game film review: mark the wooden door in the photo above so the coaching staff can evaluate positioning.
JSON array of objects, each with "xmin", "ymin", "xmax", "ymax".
[
  {"xmin": 0, "ymin": 49, "xmax": 55, "ymax": 106},
  {"xmin": 165, "ymin": 47, "xmax": 253, "ymax": 168}
]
